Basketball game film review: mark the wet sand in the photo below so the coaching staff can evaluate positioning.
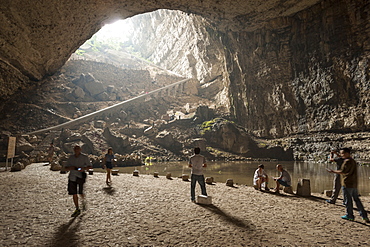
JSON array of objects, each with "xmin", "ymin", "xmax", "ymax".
[{"xmin": 1, "ymin": 163, "xmax": 370, "ymax": 246}]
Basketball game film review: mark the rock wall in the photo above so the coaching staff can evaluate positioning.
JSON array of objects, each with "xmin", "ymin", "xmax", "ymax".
[
  {"xmin": 224, "ymin": 0, "xmax": 370, "ymax": 137},
  {"xmin": 127, "ymin": 0, "xmax": 370, "ymax": 138},
  {"xmin": 1, "ymin": 0, "xmax": 369, "ymax": 142},
  {"xmin": 1, "ymin": 0, "xmax": 320, "ymax": 102},
  {"xmin": 127, "ymin": 10, "xmax": 230, "ymax": 111}
]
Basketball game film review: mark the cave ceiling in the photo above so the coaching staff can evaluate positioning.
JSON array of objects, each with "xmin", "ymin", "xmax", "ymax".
[{"xmin": 0, "ymin": 0, "xmax": 321, "ymax": 98}]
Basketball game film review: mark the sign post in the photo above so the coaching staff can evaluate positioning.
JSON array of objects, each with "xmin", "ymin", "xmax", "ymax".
[{"xmin": 6, "ymin": 137, "xmax": 16, "ymax": 171}]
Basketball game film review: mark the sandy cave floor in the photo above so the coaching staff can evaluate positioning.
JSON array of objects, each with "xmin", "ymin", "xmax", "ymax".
[{"xmin": 1, "ymin": 163, "xmax": 370, "ymax": 247}]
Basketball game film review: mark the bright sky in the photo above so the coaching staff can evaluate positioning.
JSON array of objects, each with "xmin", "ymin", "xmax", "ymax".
[{"xmin": 94, "ymin": 19, "xmax": 133, "ymax": 42}]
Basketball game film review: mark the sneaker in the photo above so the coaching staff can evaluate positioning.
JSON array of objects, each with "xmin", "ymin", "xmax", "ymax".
[
  {"xmin": 363, "ymin": 217, "xmax": 370, "ymax": 223},
  {"xmin": 71, "ymin": 209, "xmax": 81, "ymax": 217},
  {"xmin": 191, "ymin": 200, "xmax": 196, "ymax": 203},
  {"xmin": 326, "ymin": 200, "xmax": 335, "ymax": 204},
  {"xmin": 265, "ymin": 187, "xmax": 270, "ymax": 192},
  {"xmin": 341, "ymin": 215, "xmax": 354, "ymax": 221}
]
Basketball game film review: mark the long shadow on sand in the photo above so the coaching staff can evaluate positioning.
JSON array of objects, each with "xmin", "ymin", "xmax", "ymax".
[
  {"xmin": 267, "ymin": 191, "xmax": 370, "ymax": 222},
  {"xmin": 198, "ymin": 204, "xmax": 255, "ymax": 230},
  {"xmin": 50, "ymin": 215, "xmax": 82, "ymax": 247},
  {"xmin": 102, "ymin": 186, "xmax": 116, "ymax": 196}
]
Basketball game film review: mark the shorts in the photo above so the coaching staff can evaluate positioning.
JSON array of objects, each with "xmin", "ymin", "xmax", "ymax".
[
  {"xmin": 106, "ymin": 162, "xmax": 113, "ymax": 169},
  {"xmin": 277, "ymin": 179, "xmax": 290, "ymax": 187},
  {"xmin": 68, "ymin": 178, "xmax": 85, "ymax": 195}
]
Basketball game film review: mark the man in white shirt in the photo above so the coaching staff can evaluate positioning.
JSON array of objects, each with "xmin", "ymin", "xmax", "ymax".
[
  {"xmin": 65, "ymin": 145, "xmax": 92, "ymax": 217},
  {"xmin": 189, "ymin": 147, "xmax": 207, "ymax": 202},
  {"xmin": 253, "ymin": 164, "xmax": 270, "ymax": 191}
]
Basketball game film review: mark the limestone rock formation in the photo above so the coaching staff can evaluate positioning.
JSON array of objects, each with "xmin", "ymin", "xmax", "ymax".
[
  {"xmin": 126, "ymin": 1, "xmax": 370, "ymax": 138},
  {"xmin": 0, "ymin": 0, "xmax": 370, "ymax": 161},
  {"xmin": 0, "ymin": 0, "xmax": 321, "ymax": 101}
]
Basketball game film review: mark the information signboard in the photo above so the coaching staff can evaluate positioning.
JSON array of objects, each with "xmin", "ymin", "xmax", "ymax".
[{"xmin": 7, "ymin": 137, "xmax": 16, "ymax": 159}]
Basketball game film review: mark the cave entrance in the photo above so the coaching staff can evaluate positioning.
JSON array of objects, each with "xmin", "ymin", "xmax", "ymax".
[
  {"xmin": 59, "ymin": 9, "xmax": 228, "ymax": 121},
  {"xmin": 21, "ymin": 9, "xmax": 228, "ymax": 134}
]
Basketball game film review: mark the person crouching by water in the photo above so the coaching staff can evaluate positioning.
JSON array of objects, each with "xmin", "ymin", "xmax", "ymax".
[
  {"xmin": 189, "ymin": 147, "xmax": 207, "ymax": 203},
  {"xmin": 103, "ymin": 148, "xmax": 116, "ymax": 185},
  {"xmin": 253, "ymin": 164, "xmax": 270, "ymax": 191},
  {"xmin": 273, "ymin": 164, "xmax": 291, "ymax": 194},
  {"xmin": 65, "ymin": 145, "xmax": 92, "ymax": 217}
]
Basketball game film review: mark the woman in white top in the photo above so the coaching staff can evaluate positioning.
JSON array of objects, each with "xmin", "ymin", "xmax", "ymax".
[{"xmin": 253, "ymin": 164, "xmax": 269, "ymax": 191}]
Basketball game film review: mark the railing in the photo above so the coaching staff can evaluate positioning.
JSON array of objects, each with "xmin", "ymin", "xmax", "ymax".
[{"xmin": 26, "ymin": 78, "xmax": 191, "ymax": 135}]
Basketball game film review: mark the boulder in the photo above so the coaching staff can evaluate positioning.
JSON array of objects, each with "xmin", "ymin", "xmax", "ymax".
[
  {"xmin": 103, "ymin": 127, "xmax": 130, "ymax": 153},
  {"xmin": 66, "ymin": 133, "xmax": 82, "ymax": 142},
  {"xmin": 16, "ymin": 138, "xmax": 34, "ymax": 154},
  {"xmin": 155, "ymin": 130, "xmax": 181, "ymax": 150},
  {"xmin": 195, "ymin": 105, "xmax": 214, "ymax": 122},
  {"xmin": 60, "ymin": 129, "xmax": 72, "ymax": 142},
  {"xmin": 11, "ymin": 162, "xmax": 24, "ymax": 172},
  {"xmin": 202, "ymin": 119, "xmax": 255, "ymax": 155},
  {"xmin": 205, "ymin": 177, "xmax": 214, "ymax": 184},
  {"xmin": 226, "ymin": 178, "xmax": 234, "ymax": 186},
  {"xmin": 81, "ymin": 134, "xmax": 98, "ymax": 155},
  {"xmin": 96, "ymin": 92, "xmax": 110, "ymax": 101},
  {"xmin": 95, "ymin": 120, "xmax": 106, "ymax": 129},
  {"xmin": 84, "ymin": 80, "xmax": 105, "ymax": 96},
  {"xmin": 72, "ymin": 86, "xmax": 85, "ymax": 99},
  {"xmin": 133, "ymin": 170, "xmax": 139, "ymax": 176},
  {"xmin": 50, "ymin": 161, "xmax": 62, "ymax": 171},
  {"xmin": 28, "ymin": 135, "xmax": 38, "ymax": 144},
  {"xmin": 107, "ymin": 85, "xmax": 115, "ymax": 93}
]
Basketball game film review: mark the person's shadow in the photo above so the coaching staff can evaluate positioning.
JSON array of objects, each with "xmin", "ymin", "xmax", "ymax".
[
  {"xmin": 50, "ymin": 216, "xmax": 82, "ymax": 247},
  {"xmin": 198, "ymin": 204, "xmax": 255, "ymax": 230},
  {"xmin": 102, "ymin": 185, "xmax": 116, "ymax": 195}
]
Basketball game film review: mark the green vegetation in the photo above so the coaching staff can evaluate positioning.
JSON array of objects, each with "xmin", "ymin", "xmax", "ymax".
[
  {"xmin": 200, "ymin": 118, "xmax": 235, "ymax": 135},
  {"xmin": 206, "ymin": 147, "xmax": 223, "ymax": 157},
  {"xmin": 75, "ymin": 49, "xmax": 86, "ymax": 56},
  {"xmin": 200, "ymin": 118, "xmax": 220, "ymax": 135},
  {"xmin": 74, "ymin": 34, "xmax": 147, "ymax": 60}
]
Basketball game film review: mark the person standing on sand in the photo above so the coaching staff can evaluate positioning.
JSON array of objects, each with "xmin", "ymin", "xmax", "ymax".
[
  {"xmin": 65, "ymin": 145, "xmax": 92, "ymax": 217},
  {"xmin": 273, "ymin": 164, "xmax": 291, "ymax": 194},
  {"xmin": 103, "ymin": 148, "xmax": 116, "ymax": 185},
  {"xmin": 326, "ymin": 149, "xmax": 345, "ymax": 204},
  {"xmin": 253, "ymin": 164, "xmax": 270, "ymax": 191},
  {"xmin": 189, "ymin": 147, "xmax": 207, "ymax": 203},
  {"xmin": 327, "ymin": 148, "xmax": 370, "ymax": 222}
]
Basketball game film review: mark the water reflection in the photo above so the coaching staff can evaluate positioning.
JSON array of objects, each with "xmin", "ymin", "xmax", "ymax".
[{"xmin": 113, "ymin": 161, "xmax": 370, "ymax": 194}]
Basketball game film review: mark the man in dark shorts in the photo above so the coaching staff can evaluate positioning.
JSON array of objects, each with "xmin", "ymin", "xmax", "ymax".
[{"xmin": 65, "ymin": 145, "xmax": 92, "ymax": 217}]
